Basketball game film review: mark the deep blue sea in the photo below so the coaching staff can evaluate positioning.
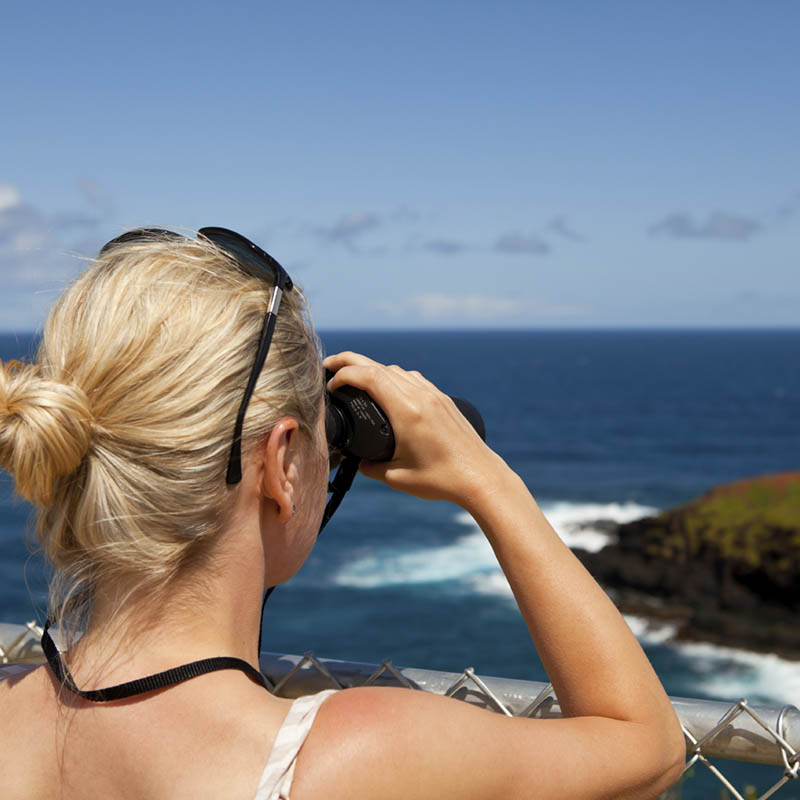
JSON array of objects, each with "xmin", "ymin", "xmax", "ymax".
[{"xmin": 3, "ymin": 329, "xmax": 800, "ymax": 797}]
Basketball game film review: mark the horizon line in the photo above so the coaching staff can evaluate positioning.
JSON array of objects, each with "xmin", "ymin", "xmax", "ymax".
[{"xmin": 2, "ymin": 325, "xmax": 800, "ymax": 337}]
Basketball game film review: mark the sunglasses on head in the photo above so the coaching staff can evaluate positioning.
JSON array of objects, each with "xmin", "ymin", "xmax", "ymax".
[{"xmin": 100, "ymin": 226, "xmax": 294, "ymax": 486}]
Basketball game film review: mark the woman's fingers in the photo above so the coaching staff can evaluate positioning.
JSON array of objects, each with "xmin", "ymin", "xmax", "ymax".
[
  {"xmin": 325, "ymin": 360, "xmax": 421, "ymax": 411},
  {"xmin": 324, "ymin": 353, "xmax": 435, "ymax": 397},
  {"xmin": 326, "ymin": 363, "xmax": 399, "ymax": 400},
  {"xmin": 323, "ymin": 351, "xmax": 381, "ymax": 372}
]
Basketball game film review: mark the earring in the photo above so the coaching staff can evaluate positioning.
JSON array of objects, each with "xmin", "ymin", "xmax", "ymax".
[{"xmin": 292, "ymin": 504, "xmax": 296, "ymax": 516}]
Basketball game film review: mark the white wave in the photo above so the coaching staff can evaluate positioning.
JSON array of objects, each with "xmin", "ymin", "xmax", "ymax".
[
  {"xmin": 336, "ymin": 500, "xmax": 658, "ymax": 589},
  {"xmin": 466, "ymin": 570, "xmax": 513, "ymax": 597},
  {"xmin": 461, "ymin": 592, "xmax": 800, "ymax": 703},
  {"xmin": 667, "ymin": 638, "xmax": 800, "ymax": 705},
  {"xmin": 456, "ymin": 499, "xmax": 658, "ymax": 553},
  {"xmin": 334, "ymin": 531, "xmax": 498, "ymax": 588},
  {"xmin": 616, "ymin": 616, "xmax": 800, "ymax": 705},
  {"xmin": 333, "ymin": 503, "xmax": 800, "ymax": 704},
  {"xmin": 539, "ymin": 500, "xmax": 658, "ymax": 552},
  {"xmin": 623, "ymin": 614, "xmax": 679, "ymax": 645}
]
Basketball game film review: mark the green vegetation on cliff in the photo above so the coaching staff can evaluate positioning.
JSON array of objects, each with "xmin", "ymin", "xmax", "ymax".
[
  {"xmin": 629, "ymin": 473, "xmax": 800, "ymax": 577},
  {"xmin": 576, "ymin": 472, "xmax": 800, "ymax": 656}
]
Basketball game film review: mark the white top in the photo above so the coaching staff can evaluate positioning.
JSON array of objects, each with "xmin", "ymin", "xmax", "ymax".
[{"xmin": 254, "ymin": 689, "xmax": 338, "ymax": 800}]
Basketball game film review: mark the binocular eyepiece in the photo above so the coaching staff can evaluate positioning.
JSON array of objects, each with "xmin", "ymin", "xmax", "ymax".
[{"xmin": 325, "ymin": 371, "xmax": 486, "ymax": 462}]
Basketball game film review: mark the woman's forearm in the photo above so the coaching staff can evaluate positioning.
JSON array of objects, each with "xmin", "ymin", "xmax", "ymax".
[{"xmin": 465, "ymin": 464, "xmax": 681, "ymax": 736}]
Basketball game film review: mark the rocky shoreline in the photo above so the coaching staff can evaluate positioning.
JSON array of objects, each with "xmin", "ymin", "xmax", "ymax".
[{"xmin": 572, "ymin": 472, "xmax": 800, "ymax": 660}]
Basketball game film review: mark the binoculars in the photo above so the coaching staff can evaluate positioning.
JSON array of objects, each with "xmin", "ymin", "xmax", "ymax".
[{"xmin": 325, "ymin": 372, "xmax": 486, "ymax": 462}]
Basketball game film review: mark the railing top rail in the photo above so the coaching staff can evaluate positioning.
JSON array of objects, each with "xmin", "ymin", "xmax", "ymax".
[{"xmin": 254, "ymin": 650, "xmax": 800, "ymax": 769}]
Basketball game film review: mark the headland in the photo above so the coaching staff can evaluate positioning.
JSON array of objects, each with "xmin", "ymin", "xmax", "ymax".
[{"xmin": 574, "ymin": 472, "xmax": 800, "ymax": 659}]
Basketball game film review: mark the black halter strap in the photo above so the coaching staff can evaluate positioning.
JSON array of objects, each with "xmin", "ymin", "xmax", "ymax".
[
  {"xmin": 40, "ymin": 458, "xmax": 363, "ymax": 702},
  {"xmin": 41, "ymin": 619, "xmax": 269, "ymax": 702}
]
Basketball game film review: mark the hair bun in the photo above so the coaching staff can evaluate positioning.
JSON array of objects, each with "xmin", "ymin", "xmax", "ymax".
[{"xmin": 0, "ymin": 360, "xmax": 93, "ymax": 505}]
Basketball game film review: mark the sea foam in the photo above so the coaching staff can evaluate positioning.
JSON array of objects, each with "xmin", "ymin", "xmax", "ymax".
[
  {"xmin": 333, "ymin": 503, "xmax": 800, "ymax": 705},
  {"xmin": 334, "ymin": 500, "xmax": 656, "ymax": 588},
  {"xmin": 333, "ymin": 531, "xmax": 494, "ymax": 588}
]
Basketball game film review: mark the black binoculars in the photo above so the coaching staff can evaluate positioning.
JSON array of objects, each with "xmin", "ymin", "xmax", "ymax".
[{"xmin": 325, "ymin": 372, "xmax": 486, "ymax": 462}]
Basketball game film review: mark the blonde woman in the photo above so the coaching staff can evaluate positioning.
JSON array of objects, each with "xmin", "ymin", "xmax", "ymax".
[{"xmin": 0, "ymin": 228, "xmax": 684, "ymax": 799}]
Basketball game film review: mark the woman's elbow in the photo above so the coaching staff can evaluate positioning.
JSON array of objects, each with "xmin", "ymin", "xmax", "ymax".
[
  {"xmin": 667, "ymin": 726, "xmax": 688, "ymax": 787},
  {"xmin": 649, "ymin": 712, "xmax": 687, "ymax": 795}
]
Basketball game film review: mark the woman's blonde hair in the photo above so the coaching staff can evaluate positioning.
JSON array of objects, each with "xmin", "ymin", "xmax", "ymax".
[{"xmin": 0, "ymin": 231, "xmax": 323, "ymax": 641}]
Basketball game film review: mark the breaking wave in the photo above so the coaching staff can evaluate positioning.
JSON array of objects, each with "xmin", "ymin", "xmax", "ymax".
[
  {"xmin": 333, "ymin": 501, "xmax": 800, "ymax": 704},
  {"xmin": 334, "ymin": 500, "xmax": 656, "ymax": 589}
]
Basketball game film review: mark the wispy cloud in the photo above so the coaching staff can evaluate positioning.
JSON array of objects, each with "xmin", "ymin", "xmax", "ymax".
[
  {"xmin": 316, "ymin": 212, "xmax": 380, "ymax": 249},
  {"xmin": 422, "ymin": 238, "xmax": 468, "ymax": 255},
  {"xmin": 390, "ymin": 205, "xmax": 421, "ymax": 224},
  {"xmin": 493, "ymin": 232, "xmax": 550, "ymax": 255},
  {"xmin": 776, "ymin": 191, "xmax": 800, "ymax": 221},
  {"xmin": 413, "ymin": 293, "xmax": 524, "ymax": 319},
  {"xmin": 548, "ymin": 216, "xmax": 584, "ymax": 242},
  {"xmin": 0, "ymin": 185, "xmax": 22, "ymax": 213},
  {"xmin": 0, "ymin": 182, "xmax": 113, "ymax": 329},
  {"xmin": 317, "ymin": 213, "xmax": 582, "ymax": 259},
  {"xmin": 649, "ymin": 211, "xmax": 760, "ymax": 241},
  {"xmin": 78, "ymin": 176, "xmax": 115, "ymax": 216},
  {"xmin": 377, "ymin": 292, "xmax": 581, "ymax": 323},
  {"xmin": 0, "ymin": 189, "xmax": 80, "ymax": 280}
]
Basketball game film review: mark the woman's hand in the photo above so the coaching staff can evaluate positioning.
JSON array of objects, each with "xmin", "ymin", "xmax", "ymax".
[{"xmin": 324, "ymin": 351, "xmax": 509, "ymax": 510}]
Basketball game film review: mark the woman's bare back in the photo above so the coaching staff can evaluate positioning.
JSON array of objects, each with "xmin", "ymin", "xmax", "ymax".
[{"xmin": 0, "ymin": 665, "xmax": 296, "ymax": 800}]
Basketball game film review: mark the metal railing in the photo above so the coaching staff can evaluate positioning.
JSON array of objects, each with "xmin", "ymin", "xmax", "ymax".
[{"xmin": 2, "ymin": 621, "xmax": 798, "ymax": 800}]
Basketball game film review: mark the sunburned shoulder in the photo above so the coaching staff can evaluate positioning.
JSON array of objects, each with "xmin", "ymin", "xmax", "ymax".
[
  {"xmin": 306, "ymin": 683, "xmax": 479, "ymax": 743},
  {"xmin": 290, "ymin": 686, "xmax": 516, "ymax": 800},
  {"xmin": 290, "ymin": 686, "xmax": 684, "ymax": 800}
]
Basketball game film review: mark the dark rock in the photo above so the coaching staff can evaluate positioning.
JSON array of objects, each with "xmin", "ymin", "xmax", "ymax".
[
  {"xmin": 576, "ymin": 518, "xmax": 618, "ymax": 534},
  {"xmin": 575, "ymin": 472, "xmax": 800, "ymax": 659}
]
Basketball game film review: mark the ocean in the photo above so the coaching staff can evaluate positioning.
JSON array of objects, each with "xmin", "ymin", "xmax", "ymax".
[{"xmin": 3, "ymin": 329, "xmax": 800, "ymax": 796}]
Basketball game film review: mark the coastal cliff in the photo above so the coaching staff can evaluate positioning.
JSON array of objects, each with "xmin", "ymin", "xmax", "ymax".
[{"xmin": 575, "ymin": 473, "xmax": 800, "ymax": 658}]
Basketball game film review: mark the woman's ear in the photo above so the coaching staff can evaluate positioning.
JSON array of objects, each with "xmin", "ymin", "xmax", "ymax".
[{"xmin": 260, "ymin": 417, "xmax": 301, "ymax": 523}]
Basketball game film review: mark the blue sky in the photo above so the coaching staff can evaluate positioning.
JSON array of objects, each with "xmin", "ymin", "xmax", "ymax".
[{"xmin": 2, "ymin": 1, "xmax": 798, "ymax": 330}]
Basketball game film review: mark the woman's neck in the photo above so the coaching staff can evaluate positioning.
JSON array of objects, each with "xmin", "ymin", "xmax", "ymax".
[{"xmin": 66, "ymin": 524, "xmax": 268, "ymax": 687}]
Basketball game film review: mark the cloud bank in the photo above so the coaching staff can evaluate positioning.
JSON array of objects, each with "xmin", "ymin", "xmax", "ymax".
[
  {"xmin": 493, "ymin": 232, "xmax": 550, "ymax": 255},
  {"xmin": 649, "ymin": 211, "xmax": 760, "ymax": 241},
  {"xmin": 0, "ymin": 182, "xmax": 111, "ymax": 329}
]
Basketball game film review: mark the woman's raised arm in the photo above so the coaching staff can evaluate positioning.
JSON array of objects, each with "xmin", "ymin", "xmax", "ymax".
[{"xmin": 299, "ymin": 352, "xmax": 685, "ymax": 800}]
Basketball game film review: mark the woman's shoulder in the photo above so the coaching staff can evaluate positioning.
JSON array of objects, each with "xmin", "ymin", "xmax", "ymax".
[
  {"xmin": 0, "ymin": 665, "xmax": 58, "ymax": 798},
  {"xmin": 290, "ymin": 686, "xmax": 511, "ymax": 800},
  {"xmin": 0, "ymin": 662, "xmax": 57, "ymax": 725},
  {"xmin": 0, "ymin": 662, "xmax": 48, "ymax": 705},
  {"xmin": 292, "ymin": 684, "xmax": 676, "ymax": 800}
]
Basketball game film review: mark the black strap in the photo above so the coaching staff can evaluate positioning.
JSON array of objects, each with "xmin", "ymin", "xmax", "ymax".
[
  {"xmin": 41, "ymin": 619, "xmax": 269, "ymax": 702},
  {"xmin": 319, "ymin": 456, "xmax": 360, "ymax": 534},
  {"xmin": 47, "ymin": 457, "xmax": 367, "ymax": 695},
  {"xmin": 257, "ymin": 586, "xmax": 274, "ymax": 654}
]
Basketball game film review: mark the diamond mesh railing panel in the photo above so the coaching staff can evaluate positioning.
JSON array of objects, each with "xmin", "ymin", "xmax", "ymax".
[
  {"xmin": 256, "ymin": 651, "xmax": 800, "ymax": 799},
  {"xmin": 2, "ymin": 622, "xmax": 798, "ymax": 798}
]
